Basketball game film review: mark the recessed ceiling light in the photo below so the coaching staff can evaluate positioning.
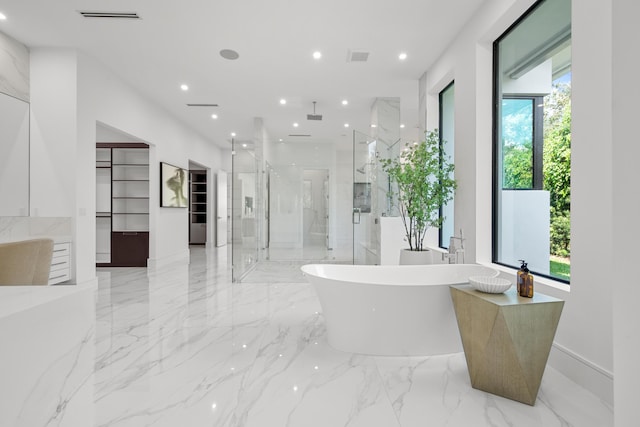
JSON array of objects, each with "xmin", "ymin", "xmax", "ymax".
[
  {"xmin": 0, "ymin": 12, "xmax": 7, "ymax": 20},
  {"xmin": 344, "ymin": 123, "xmax": 350, "ymax": 128},
  {"xmin": 279, "ymin": 138, "xmax": 283, "ymax": 142},
  {"xmin": 342, "ymin": 99, "xmax": 348, "ymax": 106},
  {"xmin": 399, "ymin": 52, "xmax": 408, "ymax": 61},
  {"xmin": 211, "ymin": 114, "xmax": 218, "ymax": 119},
  {"xmin": 242, "ymin": 143, "xmax": 247, "ymax": 148},
  {"xmin": 231, "ymin": 132, "xmax": 236, "ymax": 137},
  {"xmin": 180, "ymin": 84, "xmax": 189, "ymax": 91},
  {"xmin": 279, "ymin": 98, "xmax": 287, "ymax": 105},
  {"xmin": 293, "ymin": 122, "xmax": 299, "ymax": 127},
  {"xmin": 220, "ymin": 49, "xmax": 239, "ymax": 60},
  {"xmin": 313, "ymin": 51, "xmax": 322, "ymax": 60},
  {"xmin": 371, "ymin": 124, "xmax": 377, "ymax": 128},
  {"xmin": 400, "ymin": 124, "xmax": 405, "ymax": 128}
]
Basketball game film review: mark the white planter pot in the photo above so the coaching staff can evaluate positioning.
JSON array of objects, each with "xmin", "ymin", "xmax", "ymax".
[{"xmin": 399, "ymin": 249, "xmax": 433, "ymax": 265}]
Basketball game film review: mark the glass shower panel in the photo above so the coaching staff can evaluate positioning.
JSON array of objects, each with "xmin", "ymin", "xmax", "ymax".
[
  {"xmin": 231, "ymin": 140, "xmax": 259, "ymax": 282},
  {"xmin": 353, "ymin": 131, "xmax": 381, "ymax": 265}
]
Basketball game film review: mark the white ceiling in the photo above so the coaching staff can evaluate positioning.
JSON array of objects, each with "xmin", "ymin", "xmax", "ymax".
[{"xmin": 0, "ymin": 0, "xmax": 487, "ymax": 148}]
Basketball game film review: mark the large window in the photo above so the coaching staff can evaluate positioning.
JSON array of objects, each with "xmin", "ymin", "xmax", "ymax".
[
  {"xmin": 439, "ymin": 82, "xmax": 455, "ymax": 249},
  {"xmin": 494, "ymin": 0, "xmax": 571, "ymax": 282}
]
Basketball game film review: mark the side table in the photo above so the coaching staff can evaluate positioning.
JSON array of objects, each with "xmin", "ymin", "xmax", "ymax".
[{"xmin": 450, "ymin": 285, "xmax": 564, "ymax": 405}]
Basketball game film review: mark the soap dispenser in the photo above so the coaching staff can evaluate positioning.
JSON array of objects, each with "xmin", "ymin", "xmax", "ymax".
[{"xmin": 517, "ymin": 260, "xmax": 534, "ymax": 298}]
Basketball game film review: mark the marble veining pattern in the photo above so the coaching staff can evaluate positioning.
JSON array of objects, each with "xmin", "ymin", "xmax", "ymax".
[
  {"xmin": 1, "ymin": 246, "xmax": 613, "ymax": 426},
  {"xmin": 0, "ymin": 31, "xmax": 29, "ymax": 101},
  {"xmin": 0, "ymin": 216, "xmax": 72, "ymax": 243}
]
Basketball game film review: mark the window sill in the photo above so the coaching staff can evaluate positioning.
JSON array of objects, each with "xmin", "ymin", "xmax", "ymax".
[{"xmin": 478, "ymin": 262, "xmax": 571, "ymax": 294}]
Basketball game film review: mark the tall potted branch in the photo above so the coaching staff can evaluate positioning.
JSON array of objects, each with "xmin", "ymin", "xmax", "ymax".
[{"xmin": 380, "ymin": 130, "xmax": 456, "ymax": 263}]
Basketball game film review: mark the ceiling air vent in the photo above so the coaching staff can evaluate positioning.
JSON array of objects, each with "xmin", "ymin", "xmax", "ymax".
[
  {"xmin": 288, "ymin": 134, "xmax": 311, "ymax": 137},
  {"xmin": 78, "ymin": 11, "xmax": 141, "ymax": 19},
  {"xmin": 347, "ymin": 49, "xmax": 369, "ymax": 62},
  {"xmin": 186, "ymin": 104, "xmax": 219, "ymax": 107}
]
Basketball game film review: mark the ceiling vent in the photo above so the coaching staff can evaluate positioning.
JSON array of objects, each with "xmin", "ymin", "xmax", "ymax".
[
  {"xmin": 288, "ymin": 134, "xmax": 311, "ymax": 137},
  {"xmin": 347, "ymin": 49, "xmax": 369, "ymax": 62},
  {"xmin": 78, "ymin": 11, "xmax": 141, "ymax": 19},
  {"xmin": 186, "ymin": 103, "xmax": 219, "ymax": 107}
]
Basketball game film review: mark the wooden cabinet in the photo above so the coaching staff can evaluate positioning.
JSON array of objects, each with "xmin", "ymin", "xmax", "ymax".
[
  {"xmin": 111, "ymin": 232, "xmax": 149, "ymax": 267},
  {"xmin": 96, "ymin": 143, "xmax": 149, "ymax": 267},
  {"xmin": 189, "ymin": 170, "xmax": 207, "ymax": 244}
]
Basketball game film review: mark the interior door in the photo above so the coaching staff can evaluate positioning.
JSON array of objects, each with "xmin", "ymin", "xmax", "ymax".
[{"xmin": 216, "ymin": 170, "xmax": 228, "ymax": 247}]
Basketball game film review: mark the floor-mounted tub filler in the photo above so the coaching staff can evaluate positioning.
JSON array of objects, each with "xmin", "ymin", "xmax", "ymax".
[{"xmin": 301, "ymin": 263, "xmax": 500, "ymax": 356}]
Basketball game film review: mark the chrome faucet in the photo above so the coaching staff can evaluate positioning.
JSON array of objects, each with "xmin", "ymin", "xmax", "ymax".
[{"xmin": 444, "ymin": 229, "xmax": 465, "ymax": 264}]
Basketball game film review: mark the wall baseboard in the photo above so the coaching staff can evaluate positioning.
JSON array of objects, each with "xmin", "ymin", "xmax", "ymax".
[
  {"xmin": 147, "ymin": 250, "xmax": 190, "ymax": 271},
  {"xmin": 549, "ymin": 342, "xmax": 613, "ymax": 404}
]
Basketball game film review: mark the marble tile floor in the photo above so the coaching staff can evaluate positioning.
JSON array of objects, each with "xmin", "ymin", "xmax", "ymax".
[{"xmin": 92, "ymin": 247, "xmax": 612, "ymax": 427}]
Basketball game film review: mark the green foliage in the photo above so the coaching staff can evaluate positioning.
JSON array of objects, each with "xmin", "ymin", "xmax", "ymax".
[
  {"xmin": 501, "ymin": 98, "xmax": 534, "ymax": 188},
  {"xmin": 502, "ymin": 141, "xmax": 533, "ymax": 189},
  {"xmin": 544, "ymin": 84, "xmax": 572, "ymax": 213},
  {"xmin": 380, "ymin": 130, "xmax": 457, "ymax": 251},
  {"xmin": 550, "ymin": 209, "xmax": 571, "ymax": 257},
  {"xmin": 544, "ymin": 83, "xmax": 571, "ymax": 257}
]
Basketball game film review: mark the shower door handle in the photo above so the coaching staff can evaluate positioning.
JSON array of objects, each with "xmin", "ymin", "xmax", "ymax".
[{"xmin": 352, "ymin": 208, "xmax": 361, "ymax": 224}]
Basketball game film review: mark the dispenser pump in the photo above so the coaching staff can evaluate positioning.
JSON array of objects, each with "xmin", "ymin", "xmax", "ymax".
[{"xmin": 517, "ymin": 259, "xmax": 534, "ymax": 298}]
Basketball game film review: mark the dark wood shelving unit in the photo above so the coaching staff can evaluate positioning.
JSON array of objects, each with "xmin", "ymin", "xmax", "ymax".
[
  {"xmin": 96, "ymin": 143, "xmax": 150, "ymax": 267},
  {"xmin": 189, "ymin": 170, "xmax": 207, "ymax": 244}
]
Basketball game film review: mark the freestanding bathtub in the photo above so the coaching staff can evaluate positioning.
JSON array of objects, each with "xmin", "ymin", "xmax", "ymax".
[{"xmin": 301, "ymin": 263, "xmax": 500, "ymax": 356}]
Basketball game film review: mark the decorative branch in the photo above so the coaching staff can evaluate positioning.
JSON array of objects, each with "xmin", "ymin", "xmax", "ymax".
[{"xmin": 380, "ymin": 130, "xmax": 457, "ymax": 252}]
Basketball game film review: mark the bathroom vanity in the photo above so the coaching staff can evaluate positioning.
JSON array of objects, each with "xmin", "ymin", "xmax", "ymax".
[
  {"xmin": 0, "ymin": 217, "xmax": 72, "ymax": 285},
  {"xmin": 450, "ymin": 284, "xmax": 564, "ymax": 405}
]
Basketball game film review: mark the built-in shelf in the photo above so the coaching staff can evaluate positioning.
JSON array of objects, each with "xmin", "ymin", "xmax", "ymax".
[
  {"xmin": 96, "ymin": 143, "xmax": 150, "ymax": 266},
  {"xmin": 189, "ymin": 170, "xmax": 207, "ymax": 244}
]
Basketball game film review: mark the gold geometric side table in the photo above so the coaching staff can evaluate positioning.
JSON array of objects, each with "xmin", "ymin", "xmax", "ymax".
[{"xmin": 450, "ymin": 285, "xmax": 564, "ymax": 405}]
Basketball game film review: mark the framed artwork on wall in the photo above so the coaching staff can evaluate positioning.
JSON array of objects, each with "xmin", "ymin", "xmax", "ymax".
[{"xmin": 160, "ymin": 162, "xmax": 188, "ymax": 207}]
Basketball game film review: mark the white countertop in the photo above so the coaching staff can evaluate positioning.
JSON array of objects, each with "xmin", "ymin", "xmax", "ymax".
[{"xmin": 0, "ymin": 280, "xmax": 96, "ymax": 320}]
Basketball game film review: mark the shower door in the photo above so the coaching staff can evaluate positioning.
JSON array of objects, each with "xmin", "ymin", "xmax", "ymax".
[{"xmin": 352, "ymin": 131, "xmax": 379, "ymax": 265}]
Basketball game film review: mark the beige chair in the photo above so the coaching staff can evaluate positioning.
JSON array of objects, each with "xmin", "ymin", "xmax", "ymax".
[{"xmin": 0, "ymin": 238, "xmax": 54, "ymax": 285}]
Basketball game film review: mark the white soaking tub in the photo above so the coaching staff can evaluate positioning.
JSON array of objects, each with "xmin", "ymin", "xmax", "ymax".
[{"xmin": 301, "ymin": 263, "xmax": 499, "ymax": 356}]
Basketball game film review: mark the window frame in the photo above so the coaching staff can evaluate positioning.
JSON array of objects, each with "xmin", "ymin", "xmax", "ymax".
[
  {"xmin": 439, "ymin": 80, "xmax": 455, "ymax": 249},
  {"xmin": 492, "ymin": 0, "xmax": 571, "ymax": 284},
  {"xmin": 500, "ymin": 95, "xmax": 544, "ymax": 190}
]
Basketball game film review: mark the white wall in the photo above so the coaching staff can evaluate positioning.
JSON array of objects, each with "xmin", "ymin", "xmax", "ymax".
[
  {"xmin": 611, "ymin": 0, "xmax": 639, "ymax": 424},
  {"xmin": 29, "ymin": 48, "xmax": 225, "ymax": 283},
  {"xmin": 30, "ymin": 48, "xmax": 78, "ymax": 220},
  {"xmin": 422, "ymin": 0, "xmax": 615, "ymax": 405}
]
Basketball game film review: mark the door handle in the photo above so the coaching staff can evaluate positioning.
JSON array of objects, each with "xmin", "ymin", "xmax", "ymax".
[{"xmin": 352, "ymin": 208, "xmax": 361, "ymax": 224}]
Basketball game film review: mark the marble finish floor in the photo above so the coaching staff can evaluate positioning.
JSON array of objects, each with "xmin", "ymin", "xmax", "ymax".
[{"xmin": 93, "ymin": 247, "xmax": 612, "ymax": 427}]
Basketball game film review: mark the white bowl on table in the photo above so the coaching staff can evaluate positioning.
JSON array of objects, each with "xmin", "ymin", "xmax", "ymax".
[{"xmin": 468, "ymin": 276, "xmax": 512, "ymax": 294}]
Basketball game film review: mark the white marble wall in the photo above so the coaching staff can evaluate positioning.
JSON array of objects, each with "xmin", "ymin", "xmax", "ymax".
[
  {"xmin": 0, "ymin": 216, "xmax": 72, "ymax": 243},
  {"xmin": 371, "ymin": 97, "xmax": 401, "ymax": 148},
  {"xmin": 418, "ymin": 72, "xmax": 428, "ymax": 137},
  {"xmin": 0, "ymin": 30, "xmax": 29, "ymax": 102}
]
